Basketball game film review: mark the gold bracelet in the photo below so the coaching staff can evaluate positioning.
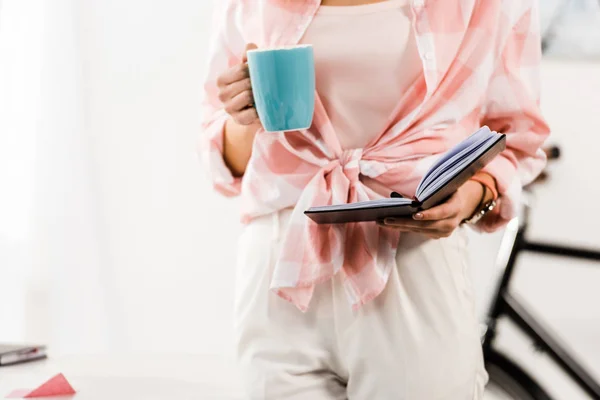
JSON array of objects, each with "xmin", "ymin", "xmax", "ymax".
[{"xmin": 463, "ymin": 199, "xmax": 497, "ymax": 225}]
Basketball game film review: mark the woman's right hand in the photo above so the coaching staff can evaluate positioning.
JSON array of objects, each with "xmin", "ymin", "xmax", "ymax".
[
  {"xmin": 217, "ymin": 43, "xmax": 260, "ymax": 126},
  {"xmin": 219, "ymin": 43, "xmax": 262, "ymax": 177}
]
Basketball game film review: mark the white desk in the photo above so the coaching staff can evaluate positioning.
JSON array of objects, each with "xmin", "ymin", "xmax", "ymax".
[{"xmin": 0, "ymin": 354, "xmax": 244, "ymax": 399}]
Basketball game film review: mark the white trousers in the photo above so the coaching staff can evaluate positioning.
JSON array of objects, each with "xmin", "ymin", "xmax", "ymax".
[{"xmin": 233, "ymin": 209, "xmax": 488, "ymax": 400}]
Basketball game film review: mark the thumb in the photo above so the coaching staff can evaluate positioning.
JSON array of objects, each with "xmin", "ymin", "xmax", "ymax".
[{"xmin": 242, "ymin": 43, "xmax": 258, "ymax": 63}]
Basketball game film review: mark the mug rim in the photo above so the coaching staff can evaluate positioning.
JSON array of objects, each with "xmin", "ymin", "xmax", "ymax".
[{"xmin": 247, "ymin": 44, "xmax": 313, "ymax": 54}]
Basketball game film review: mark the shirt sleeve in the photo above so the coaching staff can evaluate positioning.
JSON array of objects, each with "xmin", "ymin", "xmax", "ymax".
[
  {"xmin": 197, "ymin": 1, "xmax": 246, "ymax": 197},
  {"xmin": 477, "ymin": 0, "xmax": 551, "ymax": 232}
]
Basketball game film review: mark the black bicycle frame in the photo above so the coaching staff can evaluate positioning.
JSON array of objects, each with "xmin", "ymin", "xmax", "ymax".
[{"xmin": 483, "ymin": 218, "xmax": 600, "ymax": 399}]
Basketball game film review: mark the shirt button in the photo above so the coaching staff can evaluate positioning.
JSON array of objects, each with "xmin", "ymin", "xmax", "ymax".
[
  {"xmin": 424, "ymin": 51, "xmax": 434, "ymax": 61},
  {"xmin": 413, "ymin": 0, "xmax": 425, "ymax": 7}
]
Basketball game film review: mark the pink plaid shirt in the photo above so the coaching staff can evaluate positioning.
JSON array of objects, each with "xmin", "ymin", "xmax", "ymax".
[{"xmin": 199, "ymin": 0, "xmax": 550, "ymax": 312}]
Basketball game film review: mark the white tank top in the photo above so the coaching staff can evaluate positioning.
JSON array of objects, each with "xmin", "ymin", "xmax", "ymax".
[{"xmin": 300, "ymin": 0, "xmax": 422, "ymax": 150}]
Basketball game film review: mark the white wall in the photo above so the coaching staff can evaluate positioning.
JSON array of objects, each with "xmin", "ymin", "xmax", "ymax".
[
  {"xmin": 78, "ymin": 0, "xmax": 240, "ymax": 355},
  {"xmin": 0, "ymin": 0, "xmax": 45, "ymax": 342}
]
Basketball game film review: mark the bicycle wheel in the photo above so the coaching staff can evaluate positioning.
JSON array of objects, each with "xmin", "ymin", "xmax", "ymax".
[{"xmin": 485, "ymin": 351, "xmax": 553, "ymax": 400}]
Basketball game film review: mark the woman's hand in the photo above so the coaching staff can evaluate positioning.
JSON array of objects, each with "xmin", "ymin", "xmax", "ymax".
[
  {"xmin": 217, "ymin": 43, "xmax": 260, "ymax": 125},
  {"xmin": 219, "ymin": 43, "xmax": 262, "ymax": 177},
  {"xmin": 378, "ymin": 181, "xmax": 485, "ymax": 239}
]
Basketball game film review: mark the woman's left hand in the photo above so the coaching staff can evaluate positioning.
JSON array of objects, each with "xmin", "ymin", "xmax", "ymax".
[{"xmin": 378, "ymin": 181, "xmax": 484, "ymax": 239}]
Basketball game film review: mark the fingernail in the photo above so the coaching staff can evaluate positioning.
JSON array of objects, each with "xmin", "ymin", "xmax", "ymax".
[{"xmin": 413, "ymin": 213, "xmax": 424, "ymax": 220}]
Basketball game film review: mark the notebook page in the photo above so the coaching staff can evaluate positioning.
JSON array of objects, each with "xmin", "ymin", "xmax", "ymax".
[
  {"xmin": 416, "ymin": 135, "xmax": 498, "ymax": 199},
  {"xmin": 417, "ymin": 127, "xmax": 493, "ymax": 192},
  {"xmin": 417, "ymin": 135, "xmax": 494, "ymax": 195}
]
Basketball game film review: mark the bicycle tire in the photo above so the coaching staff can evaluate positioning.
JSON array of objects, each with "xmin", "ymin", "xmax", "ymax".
[{"xmin": 485, "ymin": 350, "xmax": 553, "ymax": 400}]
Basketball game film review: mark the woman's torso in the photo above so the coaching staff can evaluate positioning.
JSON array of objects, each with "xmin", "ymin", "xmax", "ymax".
[
  {"xmin": 210, "ymin": 0, "xmax": 546, "ymax": 310},
  {"xmin": 233, "ymin": 0, "xmax": 520, "ymax": 221},
  {"xmin": 299, "ymin": 0, "xmax": 423, "ymax": 150}
]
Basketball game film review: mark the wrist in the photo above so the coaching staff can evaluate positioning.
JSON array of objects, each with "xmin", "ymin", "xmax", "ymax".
[
  {"xmin": 225, "ymin": 118, "xmax": 261, "ymax": 144},
  {"xmin": 223, "ymin": 119, "xmax": 261, "ymax": 177},
  {"xmin": 460, "ymin": 180, "xmax": 486, "ymax": 221}
]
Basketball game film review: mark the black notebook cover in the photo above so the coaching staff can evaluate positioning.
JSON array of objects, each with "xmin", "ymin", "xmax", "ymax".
[
  {"xmin": 305, "ymin": 134, "xmax": 506, "ymax": 224},
  {"xmin": 0, "ymin": 344, "xmax": 47, "ymax": 366}
]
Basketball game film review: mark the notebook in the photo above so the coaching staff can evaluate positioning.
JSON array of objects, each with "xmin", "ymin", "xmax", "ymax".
[
  {"xmin": 0, "ymin": 344, "xmax": 47, "ymax": 366},
  {"xmin": 305, "ymin": 126, "xmax": 506, "ymax": 224}
]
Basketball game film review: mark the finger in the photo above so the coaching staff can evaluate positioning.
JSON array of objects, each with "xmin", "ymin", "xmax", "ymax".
[
  {"xmin": 242, "ymin": 43, "xmax": 259, "ymax": 64},
  {"xmin": 377, "ymin": 219, "xmax": 409, "ymax": 231},
  {"xmin": 383, "ymin": 218, "xmax": 438, "ymax": 229},
  {"xmin": 381, "ymin": 224, "xmax": 453, "ymax": 238},
  {"xmin": 224, "ymin": 90, "xmax": 254, "ymax": 115},
  {"xmin": 384, "ymin": 218, "xmax": 458, "ymax": 235},
  {"xmin": 218, "ymin": 78, "xmax": 252, "ymax": 104},
  {"xmin": 413, "ymin": 196, "xmax": 461, "ymax": 221},
  {"xmin": 217, "ymin": 64, "xmax": 249, "ymax": 88},
  {"xmin": 378, "ymin": 224, "xmax": 407, "ymax": 231},
  {"xmin": 232, "ymin": 107, "xmax": 259, "ymax": 126},
  {"xmin": 404, "ymin": 227, "xmax": 454, "ymax": 239}
]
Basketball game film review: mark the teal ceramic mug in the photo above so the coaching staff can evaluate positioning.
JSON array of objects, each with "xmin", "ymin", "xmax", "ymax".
[{"xmin": 247, "ymin": 45, "xmax": 315, "ymax": 132}]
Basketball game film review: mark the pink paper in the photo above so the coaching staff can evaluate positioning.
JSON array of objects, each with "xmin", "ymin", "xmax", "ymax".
[{"xmin": 6, "ymin": 374, "xmax": 76, "ymax": 398}]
